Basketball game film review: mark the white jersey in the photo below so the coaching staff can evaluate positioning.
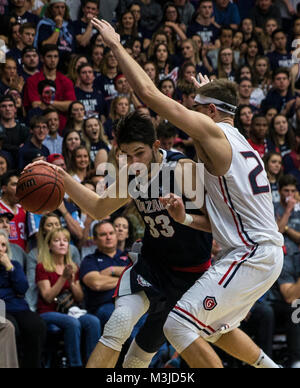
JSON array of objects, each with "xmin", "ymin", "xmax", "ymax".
[{"xmin": 203, "ymin": 122, "xmax": 284, "ymax": 252}]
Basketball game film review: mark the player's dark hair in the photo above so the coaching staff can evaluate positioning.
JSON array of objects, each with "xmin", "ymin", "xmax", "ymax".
[
  {"xmin": 1, "ymin": 170, "xmax": 19, "ymax": 187},
  {"xmin": 278, "ymin": 174, "xmax": 298, "ymax": 191},
  {"xmin": 116, "ymin": 111, "xmax": 157, "ymax": 148}
]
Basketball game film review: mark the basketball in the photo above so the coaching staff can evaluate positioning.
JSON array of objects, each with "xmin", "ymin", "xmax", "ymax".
[{"xmin": 17, "ymin": 165, "xmax": 65, "ymax": 214}]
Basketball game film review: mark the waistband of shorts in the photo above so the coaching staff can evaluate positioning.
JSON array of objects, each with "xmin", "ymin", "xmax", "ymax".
[{"xmin": 171, "ymin": 259, "xmax": 211, "ymax": 274}]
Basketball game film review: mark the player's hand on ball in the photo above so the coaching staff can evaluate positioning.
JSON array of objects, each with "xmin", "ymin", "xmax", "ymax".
[
  {"xmin": 160, "ymin": 193, "xmax": 186, "ymax": 224},
  {"xmin": 23, "ymin": 160, "xmax": 65, "ymax": 178},
  {"xmin": 91, "ymin": 18, "xmax": 120, "ymax": 47}
]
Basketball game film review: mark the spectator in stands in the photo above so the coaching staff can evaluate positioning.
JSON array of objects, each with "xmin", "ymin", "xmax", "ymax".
[
  {"xmin": 66, "ymin": 54, "xmax": 89, "ymax": 87},
  {"xmin": 240, "ymin": 18, "xmax": 255, "ymax": 46},
  {"xmin": 104, "ymin": 96, "xmax": 130, "ymax": 141},
  {"xmin": 250, "ymin": 0, "xmax": 281, "ymax": 34},
  {"xmin": 237, "ymin": 78, "xmax": 259, "ymax": 111},
  {"xmin": 271, "ymin": 174, "xmax": 300, "ymax": 367},
  {"xmin": 18, "ymin": 116, "xmax": 50, "ymax": 171},
  {"xmin": 43, "ymin": 108, "xmax": 63, "ymax": 155},
  {"xmin": 27, "ymin": 212, "xmax": 81, "ymax": 311},
  {"xmin": 27, "ymin": 79, "xmax": 58, "ymax": 123},
  {"xmin": 62, "ymin": 130, "xmax": 82, "ymax": 170},
  {"xmin": 79, "ymin": 221, "xmax": 131, "ymax": 333},
  {"xmin": 112, "ymin": 216, "xmax": 134, "ymax": 252},
  {"xmin": 34, "ymin": 0, "xmax": 75, "ymax": 69},
  {"xmin": 234, "ymin": 104, "xmax": 254, "ymax": 138},
  {"xmin": 243, "ymin": 37, "xmax": 264, "ymax": 69},
  {"xmin": 117, "ymin": 11, "xmax": 139, "ymax": 47},
  {"xmin": 260, "ymin": 17, "xmax": 279, "ymax": 53},
  {"xmin": 91, "ymin": 45, "xmax": 104, "ymax": 78},
  {"xmin": 213, "ymin": 0, "xmax": 241, "ymax": 31},
  {"xmin": 268, "ymin": 114, "xmax": 295, "ymax": 158},
  {"xmin": 173, "ymin": 0, "xmax": 195, "ymax": 29},
  {"xmin": 94, "ymin": 49, "xmax": 118, "ymax": 104},
  {"xmin": 23, "ymin": 44, "xmax": 76, "ymax": 133},
  {"xmin": 208, "ymin": 26, "xmax": 235, "ymax": 70},
  {"xmin": 0, "ymin": 171, "xmax": 27, "ymax": 251},
  {"xmin": 252, "ymin": 56, "xmax": 272, "ymax": 96},
  {"xmin": 152, "ymin": 43, "xmax": 173, "ymax": 80},
  {"xmin": 260, "ymin": 68, "xmax": 296, "ymax": 117},
  {"xmin": 0, "ymin": 152, "xmax": 10, "ymax": 180},
  {"xmin": 187, "ymin": 0, "xmax": 220, "ymax": 49},
  {"xmin": 75, "ymin": 63, "xmax": 106, "ymax": 122},
  {"xmin": 36, "ymin": 227, "xmax": 100, "ymax": 368},
  {"xmin": 156, "ymin": 121, "xmax": 178, "ymax": 151},
  {"xmin": 159, "ymin": 78, "xmax": 176, "ymax": 100},
  {"xmin": 68, "ymin": 145, "xmax": 91, "ymax": 184},
  {"xmin": 265, "ymin": 107, "xmax": 278, "ymax": 125},
  {"xmin": 181, "ymin": 38, "xmax": 212, "ymax": 75},
  {"xmin": 267, "ymin": 29, "xmax": 293, "ymax": 72},
  {"xmin": 248, "ymin": 113, "xmax": 274, "ymax": 158},
  {"xmin": 0, "ymin": 320, "xmax": 19, "ymax": 368},
  {"xmin": 64, "ymin": 101, "xmax": 86, "ymax": 136},
  {"xmin": 19, "ymin": 46, "xmax": 39, "ymax": 82},
  {"xmin": 263, "ymin": 151, "xmax": 283, "ymax": 206},
  {"xmin": 82, "ymin": 116, "xmax": 110, "ymax": 169},
  {"xmin": 216, "ymin": 47, "xmax": 236, "ymax": 81},
  {"xmin": 0, "ymin": 57, "xmax": 24, "ymax": 95},
  {"xmin": 0, "ymin": 96, "xmax": 29, "ymax": 167},
  {"xmin": 7, "ymin": 23, "xmax": 36, "ymax": 69},
  {"xmin": 143, "ymin": 60, "xmax": 159, "ymax": 86},
  {"xmin": 73, "ymin": 0, "xmax": 99, "ymax": 55},
  {"xmin": 9, "ymin": 0, "xmax": 40, "ymax": 25},
  {"xmin": 137, "ymin": 0, "xmax": 163, "ymax": 36},
  {"xmin": 0, "ymin": 229, "xmax": 47, "ymax": 368}
]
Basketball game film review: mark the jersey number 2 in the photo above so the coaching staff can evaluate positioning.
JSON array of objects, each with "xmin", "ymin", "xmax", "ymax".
[{"xmin": 241, "ymin": 151, "xmax": 270, "ymax": 195}]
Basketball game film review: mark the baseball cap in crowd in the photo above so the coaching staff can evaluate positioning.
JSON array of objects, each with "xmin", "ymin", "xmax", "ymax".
[
  {"xmin": 0, "ymin": 208, "xmax": 14, "ymax": 221},
  {"xmin": 0, "ymin": 95, "xmax": 16, "ymax": 106},
  {"xmin": 21, "ymin": 46, "xmax": 38, "ymax": 57},
  {"xmin": 47, "ymin": 153, "xmax": 65, "ymax": 164},
  {"xmin": 23, "ymin": 149, "xmax": 45, "ymax": 166}
]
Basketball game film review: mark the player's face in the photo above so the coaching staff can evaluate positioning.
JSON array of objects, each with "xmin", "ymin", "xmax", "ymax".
[
  {"xmin": 43, "ymin": 217, "xmax": 61, "ymax": 235},
  {"xmin": 49, "ymin": 232, "xmax": 69, "ymax": 256},
  {"xmin": 119, "ymin": 142, "xmax": 157, "ymax": 169},
  {"xmin": 113, "ymin": 217, "xmax": 129, "ymax": 242},
  {"xmin": 0, "ymin": 217, "xmax": 11, "ymax": 235},
  {"xmin": 95, "ymin": 223, "xmax": 118, "ymax": 251}
]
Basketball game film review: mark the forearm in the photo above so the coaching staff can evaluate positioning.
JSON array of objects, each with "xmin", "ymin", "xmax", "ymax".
[
  {"xmin": 52, "ymin": 100, "xmax": 73, "ymax": 113},
  {"xmin": 42, "ymin": 30, "xmax": 60, "ymax": 46},
  {"xmin": 62, "ymin": 212, "xmax": 84, "ymax": 240},
  {"xmin": 281, "ymin": 279, "xmax": 300, "ymax": 304},
  {"xmin": 40, "ymin": 277, "xmax": 66, "ymax": 303},
  {"xmin": 76, "ymin": 26, "xmax": 93, "ymax": 47},
  {"xmin": 186, "ymin": 214, "xmax": 212, "ymax": 233},
  {"xmin": 285, "ymin": 227, "xmax": 300, "ymax": 244},
  {"xmin": 86, "ymin": 275, "xmax": 119, "ymax": 291},
  {"xmin": 277, "ymin": 212, "xmax": 291, "ymax": 233},
  {"xmin": 70, "ymin": 281, "xmax": 84, "ymax": 302}
]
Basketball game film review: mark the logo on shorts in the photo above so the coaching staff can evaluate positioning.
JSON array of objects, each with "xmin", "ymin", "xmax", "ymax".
[
  {"xmin": 137, "ymin": 274, "xmax": 152, "ymax": 288},
  {"xmin": 203, "ymin": 296, "xmax": 217, "ymax": 311}
]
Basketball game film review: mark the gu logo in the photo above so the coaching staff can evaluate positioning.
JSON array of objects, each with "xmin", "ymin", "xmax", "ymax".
[
  {"xmin": 203, "ymin": 296, "xmax": 217, "ymax": 311},
  {"xmin": 0, "ymin": 39, "xmax": 5, "ymax": 64}
]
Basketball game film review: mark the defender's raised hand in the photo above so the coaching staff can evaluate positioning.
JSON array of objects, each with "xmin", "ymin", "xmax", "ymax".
[{"xmin": 91, "ymin": 18, "xmax": 120, "ymax": 47}]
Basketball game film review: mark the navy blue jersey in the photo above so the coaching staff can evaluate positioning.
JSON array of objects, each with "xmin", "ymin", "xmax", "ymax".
[{"xmin": 131, "ymin": 150, "xmax": 212, "ymax": 270}]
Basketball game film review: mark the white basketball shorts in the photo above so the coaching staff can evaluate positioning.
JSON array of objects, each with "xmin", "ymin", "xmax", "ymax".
[{"xmin": 167, "ymin": 244, "xmax": 284, "ymax": 352}]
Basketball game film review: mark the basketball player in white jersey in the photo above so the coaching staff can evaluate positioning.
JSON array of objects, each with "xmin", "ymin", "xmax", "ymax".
[{"xmin": 89, "ymin": 18, "xmax": 284, "ymax": 368}]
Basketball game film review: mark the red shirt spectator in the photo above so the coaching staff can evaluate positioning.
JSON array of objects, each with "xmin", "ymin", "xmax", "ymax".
[{"xmin": 23, "ymin": 45, "xmax": 76, "ymax": 133}]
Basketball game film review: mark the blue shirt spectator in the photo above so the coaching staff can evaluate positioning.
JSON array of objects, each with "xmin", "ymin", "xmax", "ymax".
[{"xmin": 213, "ymin": 0, "xmax": 240, "ymax": 29}]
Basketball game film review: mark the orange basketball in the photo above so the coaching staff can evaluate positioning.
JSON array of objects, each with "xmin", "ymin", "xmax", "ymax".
[{"xmin": 17, "ymin": 165, "xmax": 65, "ymax": 214}]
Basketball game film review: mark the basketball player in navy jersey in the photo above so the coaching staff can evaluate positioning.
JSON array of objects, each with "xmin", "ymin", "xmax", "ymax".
[
  {"xmin": 25, "ymin": 110, "xmax": 213, "ymax": 368},
  {"xmin": 88, "ymin": 18, "xmax": 284, "ymax": 369}
]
